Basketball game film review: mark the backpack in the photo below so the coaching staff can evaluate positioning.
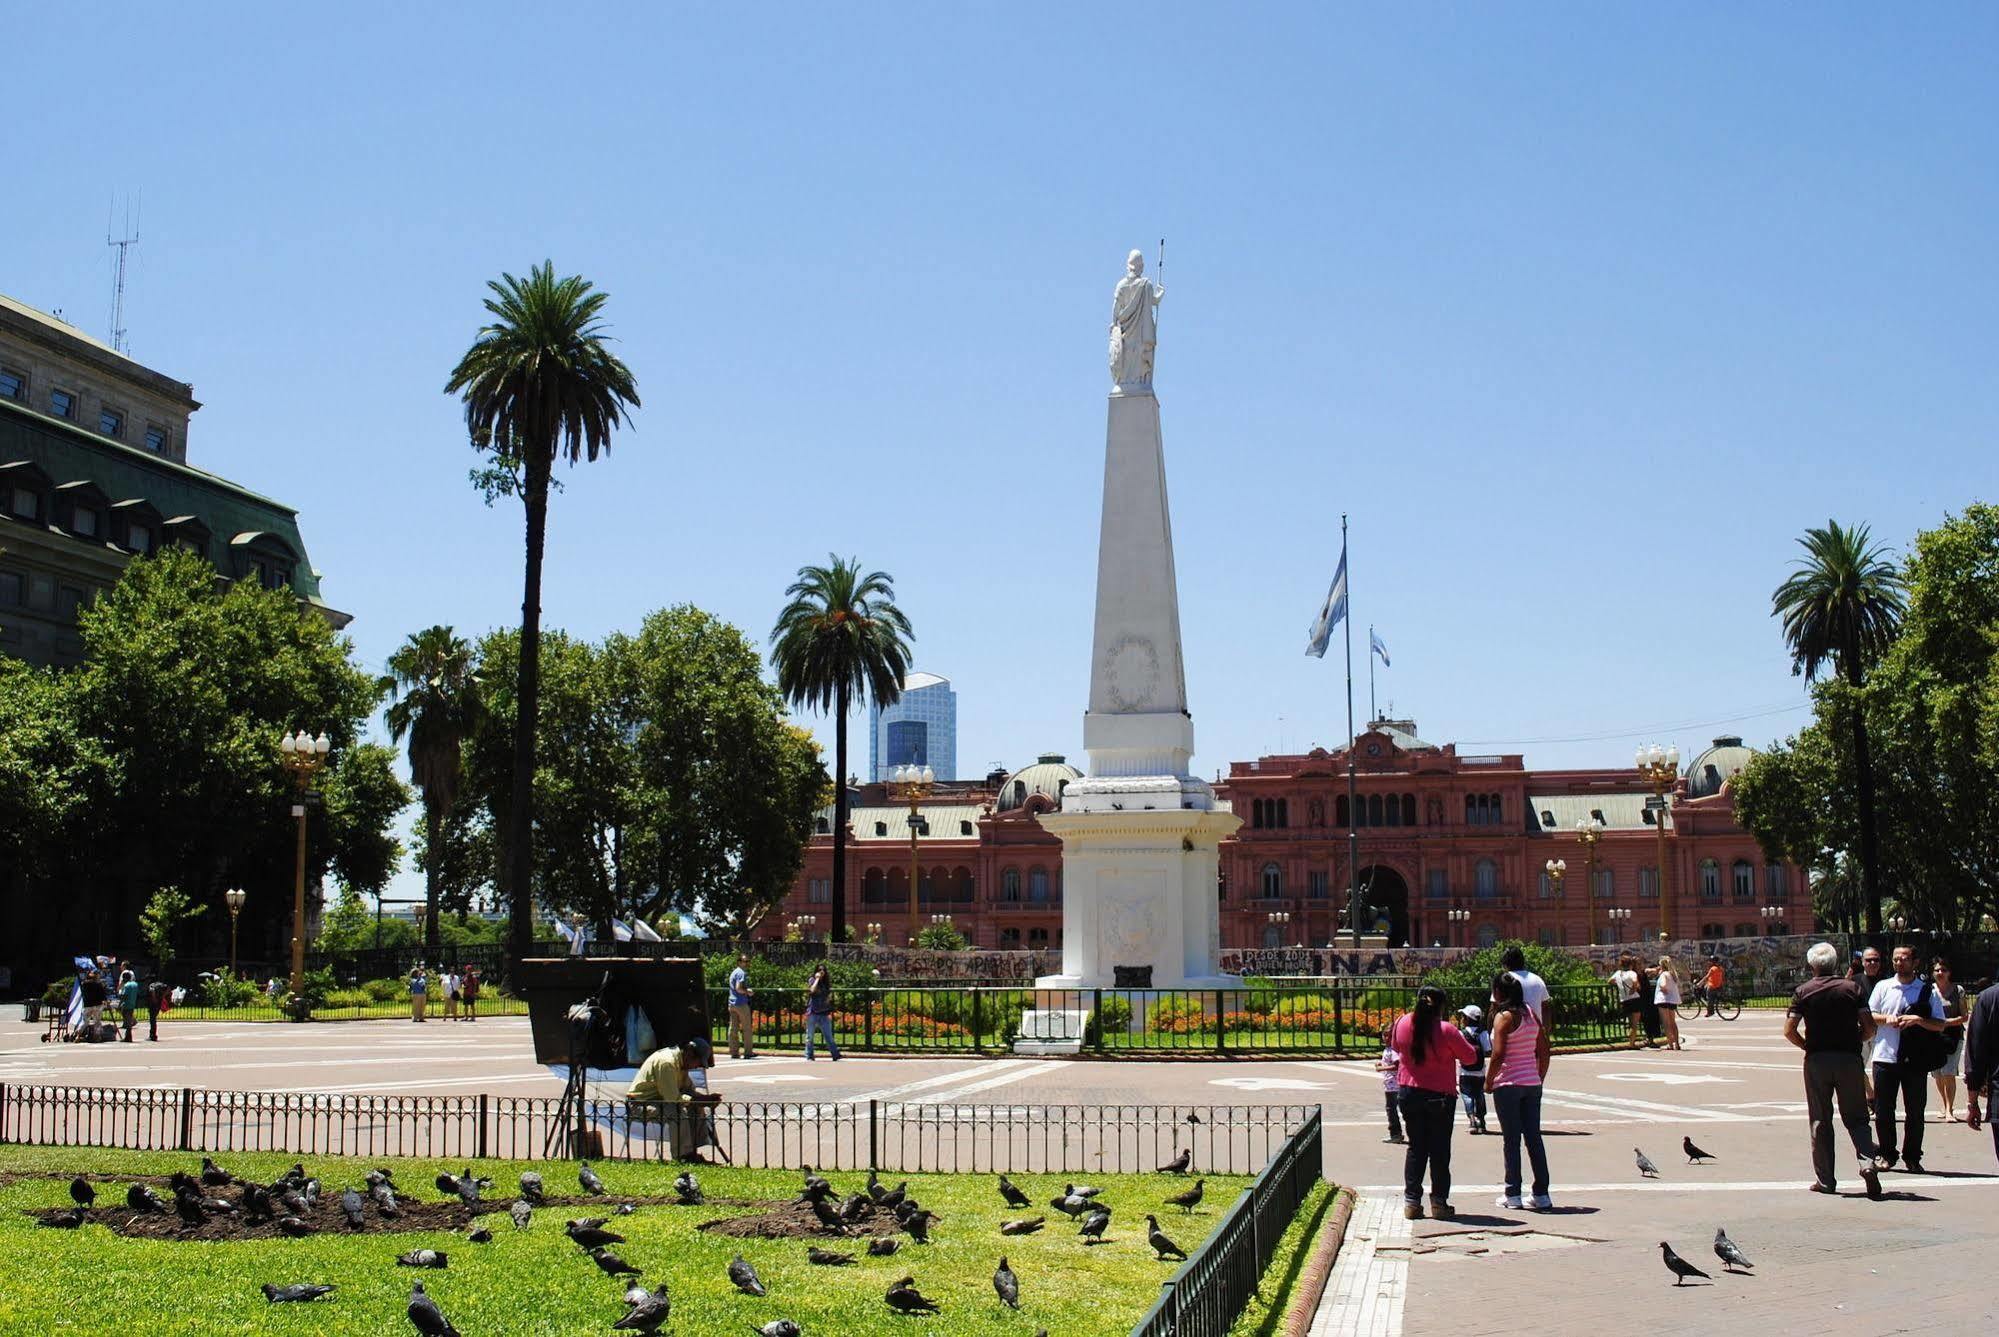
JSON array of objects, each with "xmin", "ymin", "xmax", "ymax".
[{"xmin": 1896, "ymin": 982, "xmax": 1946, "ymax": 1070}]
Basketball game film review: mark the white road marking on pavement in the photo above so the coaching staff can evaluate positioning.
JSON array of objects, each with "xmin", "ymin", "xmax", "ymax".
[
  {"xmin": 904, "ymin": 1061, "xmax": 1059, "ymax": 1104},
  {"xmin": 1543, "ymin": 1086, "xmax": 1757, "ymax": 1121},
  {"xmin": 1597, "ymin": 1072, "xmax": 1740, "ymax": 1086},
  {"xmin": 1212, "ymin": 1077, "xmax": 1330, "ymax": 1091},
  {"xmin": 1310, "ymin": 1192, "xmax": 1406, "ymax": 1337},
  {"xmin": 1353, "ymin": 1174, "xmax": 1999, "ymax": 1195},
  {"xmin": 307, "ymin": 1073, "xmax": 558, "ymax": 1094},
  {"xmin": 839, "ymin": 1061, "xmax": 1022, "ymax": 1105},
  {"xmin": 730, "ymin": 1074, "xmax": 823, "ymax": 1085}
]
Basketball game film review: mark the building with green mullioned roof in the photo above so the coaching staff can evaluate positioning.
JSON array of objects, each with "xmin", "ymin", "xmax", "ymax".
[{"xmin": 0, "ymin": 292, "xmax": 346, "ymax": 666}]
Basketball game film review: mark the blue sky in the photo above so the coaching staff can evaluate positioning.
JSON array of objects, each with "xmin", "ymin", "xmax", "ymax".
[{"xmin": 10, "ymin": 7, "xmax": 1996, "ymax": 911}]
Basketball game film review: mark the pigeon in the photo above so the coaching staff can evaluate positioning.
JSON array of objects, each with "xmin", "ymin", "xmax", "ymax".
[
  {"xmin": 407, "ymin": 1280, "xmax": 460, "ymax": 1336},
  {"xmin": 366, "ymin": 1168, "xmax": 395, "ymax": 1189},
  {"xmin": 1165, "ymin": 1179, "xmax": 1205, "ymax": 1214},
  {"xmin": 241, "ymin": 1182, "xmax": 273, "ymax": 1221},
  {"xmin": 994, "ymin": 1256, "xmax": 1020, "ymax": 1309},
  {"xmin": 616, "ymin": 1202, "xmax": 637, "ymax": 1216},
  {"xmin": 1070, "ymin": 1182, "xmax": 1103, "ymax": 1198},
  {"xmin": 1001, "ymin": 1215, "xmax": 1047, "ymax": 1235},
  {"xmin": 808, "ymin": 1246, "xmax": 856, "ymax": 1265},
  {"xmin": 397, "ymin": 1249, "xmax": 449, "ymax": 1269},
  {"xmin": 592, "ymin": 1248, "xmax": 643, "ymax": 1278},
  {"xmin": 1186, "ymin": 1111, "xmax": 1204, "ymax": 1126},
  {"xmin": 1660, "ymin": 1241, "xmax": 1710, "ymax": 1285},
  {"xmin": 579, "ymin": 1162, "xmax": 606, "ymax": 1196},
  {"xmin": 1052, "ymin": 1191, "xmax": 1093, "ymax": 1218},
  {"xmin": 41, "ymin": 1207, "xmax": 85, "ymax": 1228},
  {"xmin": 302, "ymin": 1178, "xmax": 322, "ymax": 1208},
  {"xmin": 892, "ymin": 1198, "xmax": 922, "ymax": 1225},
  {"xmin": 1160, "ymin": 1147, "xmax": 1192, "ymax": 1174},
  {"xmin": 1146, "ymin": 1214, "xmax": 1186, "ymax": 1260},
  {"xmin": 998, "ymin": 1173, "xmax": 1031, "ymax": 1209},
  {"xmin": 276, "ymin": 1216, "xmax": 314, "ymax": 1237},
  {"xmin": 340, "ymin": 1188, "xmax": 366, "ymax": 1229},
  {"xmin": 811, "ymin": 1197, "xmax": 848, "ymax": 1232},
  {"xmin": 263, "ymin": 1283, "xmax": 336, "ymax": 1303},
  {"xmin": 1684, "ymin": 1137, "xmax": 1716, "ymax": 1165},
  {"xmin": 875, "ymin": 1180, "xmax": 907, "ymax": 1211},
  {"xmin": 729, "ymin": 1253, "xmax": 767, "ymax": 1296},
  {"xmin": 623, "ymin": 1283, "xmax": 653, "ymax": 1307},
  {"xmin": 281, "ymin": 1163, "xmax": 309, "ymax": 1187},
  {"xmin": 69, "ymin": 1178, "xmax": 95, "ymax": 1208},
  {"xmin": 867, "ymin": 1237, "xmax": 902, "ymax": 1256},
  {"xmin": 371, "ymin": 1183, "xmax": 402, "ymax": 1218},
  {"xmin": 885, "ymin": 1276, "xmax": 940, "ymax": 1314},
  {"xmin": 127, "ymin": 1183, "xmax": 166, "ymax": 1213},
  {"xmin": 1635, "ymin": 1148, "xmax": 1660, "ymax": 1179},
  {"xmin": 569, "ymin": 1216, "xmax": 612, "ymax": 1231},
  {"xmin": 201, "ymin": 1157, "xmax": 234, "ymax": 1187},
  {"xmin": 567, "ymin": 1221, "xmax": 626, "ymax": 1249},
  {"xmin": 801, "ymin": 1172, "xmax": 835, "ymax": 1204},
  {"xmin": 840, "ymin": 1193, "xmax": 871, "ymax": 1223},
  {"xmin": 613, "ymin": 1285, "xmax": 672, "ymax": 1333},
  {"xmin": 754, "ymin": 1324, "xmax": 802, "ymax": 1337},
  {"xmin": 519, "ymin": 1171, "xmax": 545, "ymax": 1204},
  {"xmin": 452, "ymin": 1168, "xmax": 490, "ymax": 1205},
  {"xmin": 169, "ymin": 1170, "xmax": 200, "ymax": 1196},
  {"xmin": 903, "ymin": 1208, "xmax": 937, "ymax": 1243},
  {"xmin": 467, "ymin": 1227, "xmax": 493, "ymax": 1244},
  {"xmin": 201, "ymin": 1195, "xmax": 238, "ymax": 1215},
  {"xmin": 866, "ymin": 1169, "xmax": 886, "ymax": 1201},
  {"xmin": 1079, "ymin": 1207, "xmax": 1112, "ymax": 1242},
  {"xmin": 1713, "ymin": 1227, "xmax": 1752, "ymax": 1273},
  {"xmin": 173, "ymin": 1186, "xmax": 207, "ymax": 1229},
  {"xmin": 674, "ymin": 1170, "xmax": 703, "ymax": 1204},
  {"xmin": 434, "ymin": 1172, "xmax": 462, "ymax": 1199},
  {"xmin": 509, "ymin": 1199, "xmax": 532, "ymax": 1230}
]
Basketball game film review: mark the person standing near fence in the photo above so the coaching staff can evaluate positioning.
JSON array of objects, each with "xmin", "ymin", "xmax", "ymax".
[
  {"xmin": 408, "ymin": 966, "xmax": 428, "ymax": 1023},
  {"xmin": 727, "ymin": 953, "xmax": 756, "ymax": 1059},
  {"xmin": 803, "ymin": 963, "xmax": 840, "ymax": 1061},
  {"xmin": 1387, "ymin": 984, "xmax": 1477, "ymax": 1221},
  {"xmin": 1654, "ymin": 957, "xmax": 1683, "ymax": 1051},
  {"xmin": 146, "ymin": 978, "xmax": 167, "ymax": 1041},
  {"xmin": 1501, "ymin": 946, "xmax": 1550, "ymax": 1025},
  {"xmin": 1487, "ymin": 971, "xmax": 1554, "ymax": 1211},
  {"xmin": 1378, "ymin": 1040, "xmax": 1405, "ymax": 1144},
  {"xmin": 117, "ymin": 969, "xmax": 140, "ymax": 1042},
  {"xmin": 462, "ymin": 965, "xmax": 480, "ymax": 1022},
  {"xmin": 440, "ymin": 967, "xmax": 460, "ymax": 1021},
  {"xmin": 1611, "ymin": 956, "xmax": 1643, "ymax": 1044},
  {"xmin": 1455, "ymin": 1004, "xmax": 1490, "ymax": 1134}
]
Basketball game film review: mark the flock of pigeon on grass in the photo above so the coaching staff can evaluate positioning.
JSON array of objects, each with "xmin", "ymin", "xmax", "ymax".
[
  {"xmin": 43, "ymin": 1148, "xmax": 1210, "ymax": 1331},
  {"xmin": 1628, "ymin": 1136, "xmax": 1760, "ymax": 1287}
]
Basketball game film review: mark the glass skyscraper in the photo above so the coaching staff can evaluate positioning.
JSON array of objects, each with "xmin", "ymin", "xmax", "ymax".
[{"xmin": 869, "ymin": 671, "xmax": 958, "ymax": 781}]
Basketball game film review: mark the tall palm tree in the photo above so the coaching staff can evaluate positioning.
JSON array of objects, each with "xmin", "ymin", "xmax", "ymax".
[
  {"xmin": 770, "ymin": 556, "xmax": 914, "ymax": 944},
  {"xmin": 381, "ymin": 626, "xmax": 485, "ymax": 950},
  {"xmin": 1772, "ymin": 520, "xmax": 1906, "ymax": 936},
  {"xmin": 446, "ymin": 262, "xmax": 639, "ymax": 953}
]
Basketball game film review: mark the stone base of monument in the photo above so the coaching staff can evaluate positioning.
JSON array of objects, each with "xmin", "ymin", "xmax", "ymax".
[{"xmin": 1011, "ymin": 1008, "xmax": 1092, "ymax": 1056}]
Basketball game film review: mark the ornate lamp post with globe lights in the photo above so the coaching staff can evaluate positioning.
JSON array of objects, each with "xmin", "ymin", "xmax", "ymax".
[
  {"xmin": 1266, "ymin": 909, "xmax": 1292, "ymax": 948},
  {"xmin": 224, "ymin": 888, "xmax": 247, "ymax": 974},
  {"xmin": 889, "ymin": 764, "xmax": 935, "ymax": 945},
  {"xmin": 1447, "ymin": 907, "xmax": 1471, "ymax": 949},
  {"xmin": 1606, "ymin": 906, "xmax": 1632, "ymax": 938},
  {"xmin": 1574, "ymin": 815, "xmax": 1604, "ymax": 944},
  {"xmin": 278, "ymin": 729, "xmax": 332, "ymax": 997},
  {"xmin": 1636, "ymin": 744, "xmax": 1680, "ymax": 941}
]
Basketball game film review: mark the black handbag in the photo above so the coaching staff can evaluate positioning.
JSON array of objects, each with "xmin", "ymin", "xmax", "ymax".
[{"xmin": 1897, "ymin": 982, "xmax": 1946, "ymax": 1070}]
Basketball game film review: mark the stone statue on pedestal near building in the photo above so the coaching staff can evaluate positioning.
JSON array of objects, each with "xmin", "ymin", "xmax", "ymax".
[{"xmin": 1108, "ymin": 249, "xmax": 1164, "ymax": 392}]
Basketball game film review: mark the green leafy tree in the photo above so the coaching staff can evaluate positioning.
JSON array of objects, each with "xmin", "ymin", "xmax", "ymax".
[
  {"xmin": 770, "ymin": 556, "xmax": 914, "ymax": 943},
  {"xmin": 138, "ymin": 884, "xmax": 205, "ymax": 967},
  {"xmin": 1771, "ymin": 520, "xmax": 1905, "ymax": 934},
  {"xmin": 0, "ymin": 658, "xmax": 85, "ymax": 884},
  {"xmin": 382, "ymin": 626, "xmax": 485, "ymax": 948},
  {"xmin": 915, "ymin": 922, "xmax": 969, "ymax": 952},
  {"xmin": 314, "ymin": 882, "xmax": 380, "ymax": 955},
  {"xmin": 446, "ymin": 262, "xmax": 640, "ymax": 955},
  {"xmin": 1732, "ymin": 712, "xmax": 1859, "ymax": 932}
]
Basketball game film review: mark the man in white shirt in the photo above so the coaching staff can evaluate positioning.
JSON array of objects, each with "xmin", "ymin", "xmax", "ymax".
[
  {"xmin": 1502, "ymin": 946, "xmax": 1551, "ymax": 1025},
  {"xmin": 1868, "ymin": 945, "xmax": 1947, "ymax": 1171}
]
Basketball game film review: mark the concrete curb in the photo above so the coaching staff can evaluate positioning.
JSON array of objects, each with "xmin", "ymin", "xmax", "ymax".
[{"xmin": 1283, "ymin": 1185, "xmax": 1357, "ymax": 1337}]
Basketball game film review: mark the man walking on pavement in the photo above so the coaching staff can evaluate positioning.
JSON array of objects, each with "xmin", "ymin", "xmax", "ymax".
[
  {"xmin": 727, "ymin": 953, "xmax": 756, "ymax": 1059},
  {"xmin": 1964, "ymin": 972, "xmax": 1999, "ymax": 1165},
  {"xmin": 1785, "ymin": 941, "xmax": 1883, "ymax": 1197},
  {"xmin": 1502, "ymin": 946, "xmax": 1550, "ymax": 1026},
  {"xmin": 1868, "ymin": 944, "xmax": 1947, "ymax": 1171}
]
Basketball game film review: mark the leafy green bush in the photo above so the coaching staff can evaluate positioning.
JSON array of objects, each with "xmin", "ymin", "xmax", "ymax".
[
  {"xmin": 1145, "ymin": 993, "xmax": 1210, "ymax": 1035},
  {"xmin": 42, "ymin": 976, "xmax": 76, "ymax": 1007},
  {"xmin": 198, "ymin": 969, "xmax": 261, "ymax": 1009},
  {"xmin": 1094, "ymin": 994, "xmax": 1133, "ymax": 1034},
  {"xmin": 362, "ymin": 977, "xmax": 404, "ymax": 1003},
  {"xmin": 1423, "ymin": 941, "xmax": 1599, "ymax": 991}
]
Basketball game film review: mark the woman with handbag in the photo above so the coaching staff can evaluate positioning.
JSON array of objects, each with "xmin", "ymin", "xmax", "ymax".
[{"xmin": 1932, "ymin": 958, "xmax": 1968, "ymax": 1121}]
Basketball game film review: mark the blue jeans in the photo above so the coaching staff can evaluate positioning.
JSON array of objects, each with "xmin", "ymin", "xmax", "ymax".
[
  {"xmin": 1493, "ymin": 1084, "xmax": 1549, "ymax": 1198},
  {"xmin": 1458, "ymin": 1072, "xmax": 1486, "ymax": 1128},
  {"xmin": 805, "ymin": 1013, "xmax": 839, "ymax": 1060}
]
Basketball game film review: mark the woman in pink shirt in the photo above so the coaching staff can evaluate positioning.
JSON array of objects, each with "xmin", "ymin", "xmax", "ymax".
[
  {"xmin": 1389, "ymin": 984, "xmax": 1479, "ymax": 1221},
  {"xmin": 1486, "ymin": 971, "xmax": 1554, "ymax": 1210}
]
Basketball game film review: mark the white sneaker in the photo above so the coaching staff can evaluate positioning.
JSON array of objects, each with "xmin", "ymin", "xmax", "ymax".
[
  {"xmin": 1529, "ymin": 1193, "xmax": 1554, "ymax": 1210},
  {"xmin": 1495, "ymin": 1194, "xmax": 1523, "ymax": 1210}
]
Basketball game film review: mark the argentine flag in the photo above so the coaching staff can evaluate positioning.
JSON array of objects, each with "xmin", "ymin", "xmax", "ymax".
[
  {"xmin": 1305, "ymin": 545, "xmax": 1348, "ymax": 658},
  {"xmin": 1371, "ymin": 629, "xmax": 1391, "ymax": 667}
]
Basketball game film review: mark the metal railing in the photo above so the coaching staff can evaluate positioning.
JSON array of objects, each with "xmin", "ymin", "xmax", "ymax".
[
  {"xmin": 1133, "ymin": 1107, "xmax": 1325, "ymax": 1337},
  {"xmin": 0, "ymin": 1082, "xmax": 1311, "ymax": 1174},
  {"xmin": 713, "ymin": 983, "xmax": 1630, "ymax": 1055}
]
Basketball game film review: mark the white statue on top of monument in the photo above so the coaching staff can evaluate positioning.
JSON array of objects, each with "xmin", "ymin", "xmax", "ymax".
[{"xmin": 1108, "ymin": 248, "xmax": 1164, "ymax": 393}]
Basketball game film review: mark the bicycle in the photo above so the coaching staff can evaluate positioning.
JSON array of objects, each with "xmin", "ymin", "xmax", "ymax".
[{"xmin": 1683, "ymin": 983, "xmax": 1741, "ymax": 1022}]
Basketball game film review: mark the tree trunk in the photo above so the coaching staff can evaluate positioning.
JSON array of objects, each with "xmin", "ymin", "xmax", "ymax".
[
  {"xmin": 831, "ymin": 680, "xmax": 849, "ymax": 944},
  {"xmin": 423, "ymin": 799, "xmax": 443, "ymax": 950},
  {"xmin": 507, "ymin": 455, "xmax": 551, "ymax": 958},
  {"xmin": 1852, "ymin": 705, "xmax": 1883, "ymax": 937}
]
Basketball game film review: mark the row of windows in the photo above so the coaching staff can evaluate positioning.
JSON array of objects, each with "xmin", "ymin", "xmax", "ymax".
[
  {"xmin": 0, "ymin": 365, "xmax": 172, "ymax": 454},
  {"xmin": 1698, "ymin": 859, "xmax": 1790, "ymax": 901},
  {"xmin": 1700, "ymin": 921, "xmax": 1790, "ymax": 938},
  {"xmin": 996, "ymin": 927, "xmax": 1055, "ymax": 948},
  {"xmin": 1248, "ymin": 793, "xmax": 1501, "ymax": 829},
  {"xmin": 0, "ymin": 568, "xmax": 93, "ymax": 619}
]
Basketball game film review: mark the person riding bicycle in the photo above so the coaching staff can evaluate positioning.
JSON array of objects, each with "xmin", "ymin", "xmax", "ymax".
[{"xmin": 1703, "ymin": 958, "xmax": 1727, "ymax": 1017}]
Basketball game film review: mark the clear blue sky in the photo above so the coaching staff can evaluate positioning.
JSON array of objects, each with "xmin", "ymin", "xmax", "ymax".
[{"xmin": 11, "ymin": 7, "xmax": 1996, "ymax": 912}]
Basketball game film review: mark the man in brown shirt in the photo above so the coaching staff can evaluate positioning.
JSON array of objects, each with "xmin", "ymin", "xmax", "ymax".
[{"xmin": 1786, "ymin": 941, "xmax": 1883, "ymax": 1197}]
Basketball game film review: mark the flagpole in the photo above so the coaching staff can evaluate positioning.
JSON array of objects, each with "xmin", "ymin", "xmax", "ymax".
[
  {"xmin": 1343, "ymin": 515, "xmax": 1359, "ymax": 951},
  {"xmin": 1368, "ymin": 624, "xmax": 1377, "ymax": 726}
]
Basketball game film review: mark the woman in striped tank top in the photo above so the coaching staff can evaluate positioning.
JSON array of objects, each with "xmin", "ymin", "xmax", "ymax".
[{"xmin": 1485, "ymin": 971, "xmax": 1553, "ymax": 1211}]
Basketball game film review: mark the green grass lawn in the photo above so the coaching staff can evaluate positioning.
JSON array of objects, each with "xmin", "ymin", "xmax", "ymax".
[{"xmin": 0, "ymin": 1146, "xmax": 1248, "ymax": 1335}]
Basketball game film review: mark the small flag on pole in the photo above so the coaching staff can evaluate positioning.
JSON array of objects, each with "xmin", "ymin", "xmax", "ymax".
[
  {"xmin": 1371, "ymin": 629, "xmax": 1391, "ymax": 668},
  {"xmin": 1305, "ymin": 545, "xmax": 1348, "ymax": 658}
]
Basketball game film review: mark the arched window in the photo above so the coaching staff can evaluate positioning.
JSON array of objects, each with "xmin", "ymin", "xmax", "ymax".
[
  {"xmin": 999, "ymin": 927, "xmax": 1022, "ymax": 948},
  {"xmin": 1002, "ymin": 868, "xmax": 1021, "ymax": 901},
  {"xmin": 1596, "ymin": 868, "xmax": 1614, "ymax": 900},
  {"xmin": 1276, "ymin": 798, "xmax": 1289, "ymax": 828},
  {"xmin": 1261, "ymin": 862, "xmax": 1283, "ymax": 897},
  {"xmin": 1010, "ymin": 780, "xmax": 1026, "ymax": 807},
  {"xmin": 1402, "ymin": 794, "xmax": 1417, "ymax": 826},
  {"xmin": 1335, "ymin": 795, "xmax": 1350, "ymax": 826},
  {"xmin": 1731, "ymin": 860, "xmax": 1754, "ymax": 900},
  {"xmin": 1475, "ymin": 923, "xmax": 1500, "ymax": 949},
  {"xmin": 1251, "ymin": 799, "xmax": 1264, "ymax": 829},
  {"xmin": 1384, "ymin": 794, "xmax": 1401, "ymax": 827},
  {"xmin": 1475, "ymin": 859, "xmax": 1498, "ymax": 897},
  {"xmin": 1639, "ymin": 866, "xmax": 1659, "ymax": 898},
  {"xmin": 1538, "ymin": 870, "xmax": 1555, "ymax": 899},
  {"xmin": 1027, "ymin": 927, "xmax": 1049, "ymax": 946},
  {"xmin": 1028, "ymin": 868, "xmax": 1050, "ymax": 902},
  {"xmin": 1734, "ymin": 922, "xmax": 1758, "ymax": 938},
  {"xmin": 1765, "ymin": 864, "xmax": 1787, "ymax": 900},
  {"xmin": 1700, "ymin": 922, "xmax": 1726, "ymax": 939},
  {"xmin": 1367, "ymin": 794, "xmax": 1384, "ymax": 826},
  {"xmin": 1488, "ymin": 794, "xmax": 1502, "ymax": 825},
  {"xmin": 1465, "ymin": 795, "xmax": 1479, "ymax": 826},
  {"xmin": 1700, "ymin": 859, "xmax": 1721, "ymax": 900}
]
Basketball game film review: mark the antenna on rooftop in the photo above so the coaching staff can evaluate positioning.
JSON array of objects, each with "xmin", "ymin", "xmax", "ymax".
[{"xmin": 106, "ymin": 194, "xmax": 140, "ymax": 355}]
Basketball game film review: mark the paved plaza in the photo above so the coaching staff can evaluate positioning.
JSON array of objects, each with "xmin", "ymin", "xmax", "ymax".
[{"xmin": 5, "ymin": 1009, "xmax": 1997, "ymax": 1334}]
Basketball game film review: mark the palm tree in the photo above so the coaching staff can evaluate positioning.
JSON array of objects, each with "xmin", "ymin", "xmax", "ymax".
[
  {"xmin": 381, "ymin": 626, "xmax": 485, "ymax": 950},
  {"xmin": 1772, "ymin": 520, "xmax": 1906, "ymax": 935},
  {"xmin": 446, "ymin": 262, "xmax": 639, "ymax": 953},
  {"xmin": 770, "ymin": 556, "xmax": 914, "ymax": 943}
]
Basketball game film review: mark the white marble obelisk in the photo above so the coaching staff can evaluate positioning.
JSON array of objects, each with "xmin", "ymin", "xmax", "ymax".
[{"xmin": 1034, "ymin": 250, "xmax": 1239, "ymax": 992}]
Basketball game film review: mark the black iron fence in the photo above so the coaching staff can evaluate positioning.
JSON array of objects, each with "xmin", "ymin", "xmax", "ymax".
[
  {"xmin": 1132, "ymin": 1107, "xmax": 1325, "ymax": 1337},
  {"xmin": 0, "ymin": 1082, "xmax": 1311, "ymax": 1175},
  {"xmin": 713, "ymin": 982, "xmax": 1630, "ymax": 1055}
]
